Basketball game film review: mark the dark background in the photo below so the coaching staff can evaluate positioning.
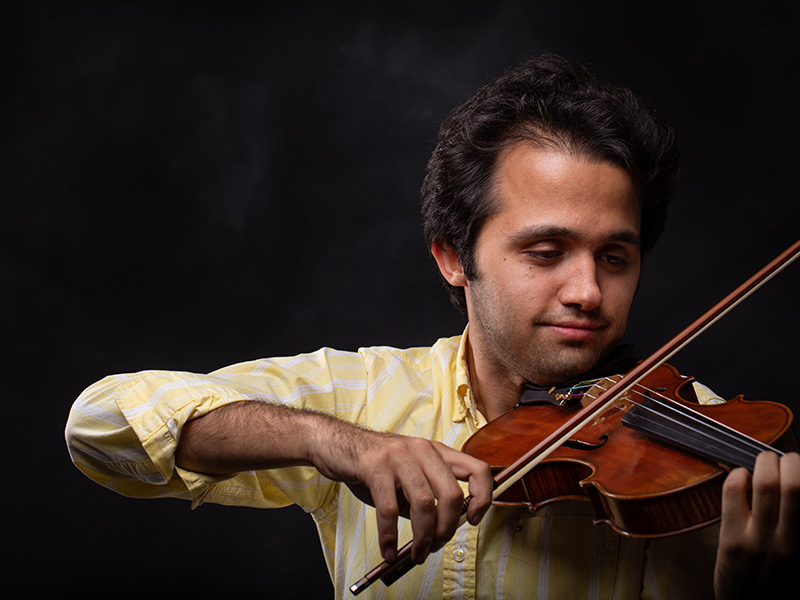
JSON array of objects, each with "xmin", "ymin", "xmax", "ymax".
[{"xmin": 4, "ymin": 1, "xmax": 798, "ymax": 597}]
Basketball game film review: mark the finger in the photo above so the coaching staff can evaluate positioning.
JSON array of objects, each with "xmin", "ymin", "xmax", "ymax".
[
  {"xmin": 465, "ymin": 461, "xmax": 494, "ymax": 525},
  {"xmin": 399, "ymin": 440, "xmax": 471, "ymax": 559},
  {"xmin": 777, "ymin": 452, "xmax": 800, "ymax": 551},
  {"xmin": 368, "ymin": 474, "xmax": 401, "ymax": 562},
  {"xmin": 750, "ymin": 451, "xmax": 781, "ymax": 536},
  {"xmin": 438, "ymin": 447, "xmax": 493, "ymax": 525},
  {"xmin": 399, "ymin": 462, "xmax": 438, "ymax": 564},
  {"xmin": 420, "ymin": 452, "xmax": 472, "ymax": 548},
  {"xmin": 721, "ymin": 466, "xmax": 752, "ymax": 537}
]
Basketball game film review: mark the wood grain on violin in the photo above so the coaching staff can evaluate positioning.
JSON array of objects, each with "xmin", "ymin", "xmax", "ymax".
[{"xmin": 461, "ymin": 363, "xmax": 793, "ymax": 538}]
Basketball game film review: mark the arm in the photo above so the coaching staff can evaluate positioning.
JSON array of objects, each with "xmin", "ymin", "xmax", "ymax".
[
  {"xmin": 175, "ymin": 401, "xmax": 493, "ymax": 564},
  {"xmin": 714, "ymin": 450, "xmax": 800, "ymax": 599}
]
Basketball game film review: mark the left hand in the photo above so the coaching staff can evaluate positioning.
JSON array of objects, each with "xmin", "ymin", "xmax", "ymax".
[{"xmin": 714, "ymin": 451, "xmax": 800, "ymax": 599}]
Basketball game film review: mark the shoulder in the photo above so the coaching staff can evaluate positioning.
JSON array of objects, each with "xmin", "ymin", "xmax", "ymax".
[{"xmin": 357, "ymin": 334, "xmax": 463, "ymax": 371}]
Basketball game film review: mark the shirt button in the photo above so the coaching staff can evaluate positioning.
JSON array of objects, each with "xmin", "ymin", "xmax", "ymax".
[{"xmin": 452, "ymin": 547, "xmax": 466, "ymax": 562}]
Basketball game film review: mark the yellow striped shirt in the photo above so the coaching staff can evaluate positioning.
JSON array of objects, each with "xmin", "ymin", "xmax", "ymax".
[{"xmin": 66, "ymin": 331, "xmax": 719, "ymax": 599}]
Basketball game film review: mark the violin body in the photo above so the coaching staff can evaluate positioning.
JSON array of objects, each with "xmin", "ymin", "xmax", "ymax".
[{"xmin": 461, "ymin": 363, "xmax": 793, "ymax": 538}]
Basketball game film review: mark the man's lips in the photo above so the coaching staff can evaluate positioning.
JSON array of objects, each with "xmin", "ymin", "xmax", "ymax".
[{"xmin": 542, "ymin": 321, "xmax": 604, "ymax": 341}]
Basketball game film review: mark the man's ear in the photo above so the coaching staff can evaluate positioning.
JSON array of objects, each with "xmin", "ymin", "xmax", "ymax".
[{"xmin": 431, "ymin": 242, "xmax": 468, "ymax": 287}]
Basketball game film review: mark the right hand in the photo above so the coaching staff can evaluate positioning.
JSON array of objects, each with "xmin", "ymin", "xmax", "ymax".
[
  {"xmin": 310, "ymin": 427, "xmax": 494, "ymax": 565},
  {"xmin": 176, "ymin": 401, "xmax": 494, "ymax": 565}
]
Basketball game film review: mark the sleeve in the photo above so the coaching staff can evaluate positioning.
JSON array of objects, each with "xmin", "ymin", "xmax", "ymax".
[
  {"xmin": 65, "ymin": 349, "xmax": 369, "ymax": 511},
  {"xmin": 65, "ymin": 370, "xmax": 290, "ymax": 507}
]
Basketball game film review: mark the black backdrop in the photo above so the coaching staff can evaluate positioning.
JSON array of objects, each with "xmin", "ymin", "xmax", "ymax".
[{"xmin": 4, "ymin": 1, "xmax": 799, "ymax": 597}]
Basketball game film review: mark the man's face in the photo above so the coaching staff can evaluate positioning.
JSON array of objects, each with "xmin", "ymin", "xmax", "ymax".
[{"xmin": 464, "ymin": 144, "xmax": 642, "ymax": 387}]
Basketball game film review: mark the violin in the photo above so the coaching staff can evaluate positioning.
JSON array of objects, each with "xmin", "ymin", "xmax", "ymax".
[
  {"xmin": 462, "ymin": 362, "xmax": 794, "ymax": 537},
  {"xmin": 350, "ymin": 239, "xmax": 800, "ymax": 596}
]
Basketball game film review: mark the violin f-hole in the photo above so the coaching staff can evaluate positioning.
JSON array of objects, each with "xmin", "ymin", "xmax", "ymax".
[{"xmin": 561, "ymin": 434, "xmax": 609, "ymax": 451}]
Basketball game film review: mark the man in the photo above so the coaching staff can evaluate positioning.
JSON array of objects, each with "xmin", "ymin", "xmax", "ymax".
[{"xmin": 66, "ymin": 54, "xmax": 798, "ymax": 599}]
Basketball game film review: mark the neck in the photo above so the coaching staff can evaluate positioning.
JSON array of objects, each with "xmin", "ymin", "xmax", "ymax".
[
  {"xmin": 465, "ymin": 342, "xmax": 525, "ymax": 422},
  {"xmin": 464, "ymin": 333, "xmax": 640, "ymax": 423}
]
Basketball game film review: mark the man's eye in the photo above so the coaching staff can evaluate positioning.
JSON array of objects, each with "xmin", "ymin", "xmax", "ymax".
[
  {"xmin": 527, "ymin": 250, "xmax": 562, "ymax": 260},
  {"xmin": 602, "ymin": 255, "xmax": 628, "ymax": 267}
]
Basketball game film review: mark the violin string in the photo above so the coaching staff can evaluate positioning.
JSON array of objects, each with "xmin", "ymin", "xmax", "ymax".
[
  {"xmin": 614, "ymin": 378, "xmax": 770, "ymax": 456},
  {"xmin": 559, "ymin": 381, "xmax": 603, "ymax": 403},
  {"xmin": 625, "ymin": 394, "xmax": 766, "ymax": 468},
  {"xmin": 585, "ymin": 377, "xmax": 780, "ymax": 464},
  {"xmin": 631, "ymin": 384, "xmax": 779, "ymax": 456},
  {"xmin": 584, "ymin": 378, "xmax": 763, "ymax": 469}
]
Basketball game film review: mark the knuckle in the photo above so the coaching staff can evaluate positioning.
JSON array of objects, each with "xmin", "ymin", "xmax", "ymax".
[
  {"xmin": 722, "ymin": 469, "xmax": 749, "ymax": 495},
  {"xmin": 375, "ymin": 499, "xmax": 399, "ymax": 520},
  {"xmin": 407, "ymin": 437, "xmax": 435, "ymax": 454},
  {"xmin": 382, "ymin": 436, "xmax": 431, "ymax": 463},
  {"xmin": 378, "ymin": 530, "xmax": 397, "ymax": 545},
  {"xmin": 783, "ymin": 469, "xmax": 800, "ymax": 498},
  {"xmin": 753, "ymin": 469, "xmax": 781, "ymax": 492},
  {"xmin": 441, "ymin": 483, "xmax": 466, "ymax": 509},
  {"xmin": 414, "ymin": 492, "xmax": 437, "ymax": 512}
]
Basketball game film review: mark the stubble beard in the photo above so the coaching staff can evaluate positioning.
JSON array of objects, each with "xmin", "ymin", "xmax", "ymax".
[
  {"xmin": 469, "ymin": 287, "xmax": 623, "ymax": 387},
  {"xmin": 484, "ymin": 320, "xmax": 614, "ymax": 387}
]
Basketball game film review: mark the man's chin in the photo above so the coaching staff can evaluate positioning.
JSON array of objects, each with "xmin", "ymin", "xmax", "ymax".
[{"xmin": 524, "ymin": 347, "xmax": 608, "ymax": 387}]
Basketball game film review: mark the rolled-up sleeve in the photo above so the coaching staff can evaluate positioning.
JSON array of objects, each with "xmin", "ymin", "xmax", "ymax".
[
  {"xmin": 65, "ymin": 370, "xmax": 259, "ymax": 504},
  {"xmin": 65, "ymin": 349, "xmax": 369, "ymax": 511}
]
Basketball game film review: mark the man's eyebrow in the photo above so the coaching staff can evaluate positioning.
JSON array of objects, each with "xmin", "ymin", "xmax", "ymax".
[
  {"xmin": 610, "ymin": 231, "xmax": 642, "ymax": 248},
  {"xmin": 508, "ymin": 225, "xmax": 574, "ymax": 242},
  {"xmin": 509, "ymin": 225, "xmax": 642, "ymax": 248}
]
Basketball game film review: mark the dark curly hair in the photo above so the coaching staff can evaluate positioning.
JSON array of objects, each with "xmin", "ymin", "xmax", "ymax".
[{"xmin": 421, "ymin": 54, "xmax": 680, "ymax": 312}]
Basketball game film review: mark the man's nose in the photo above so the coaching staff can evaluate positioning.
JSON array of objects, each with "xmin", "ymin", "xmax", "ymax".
[{"xmin": 558, "ymin": 256, "xmax": 602, "ymax": 310}]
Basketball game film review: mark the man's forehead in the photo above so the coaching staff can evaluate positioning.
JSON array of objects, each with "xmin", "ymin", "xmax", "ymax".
[{"xmin": 484, "ymin": 148, "xmax": 642, "ymax": 239}]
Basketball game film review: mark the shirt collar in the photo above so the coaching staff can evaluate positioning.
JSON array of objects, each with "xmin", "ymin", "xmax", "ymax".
[{"xmin": 454, "ymin": 324, "xmax": 488, "ymax": 429}]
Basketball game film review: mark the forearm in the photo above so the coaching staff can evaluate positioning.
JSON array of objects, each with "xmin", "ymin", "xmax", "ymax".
[
  {"xmin": 73, "ymin": 378, "xmax": 494, "ymax": 566},
  {"xmin": 175, "ymin": 400, "xmax": 342, "ymax": 475}
]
